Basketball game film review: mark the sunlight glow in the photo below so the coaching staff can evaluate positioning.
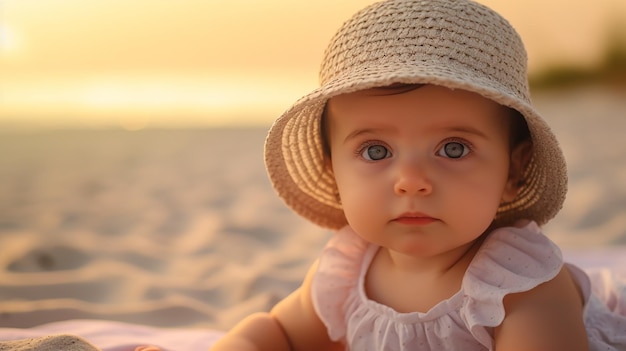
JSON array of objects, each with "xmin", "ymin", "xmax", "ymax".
[
  {"xmin": 0, "ymin": 73, "xmax": 315, "ymax": 129},
  {"xmin": 0, "ymin": 24, "xmax": 22, "ymax": 55}
]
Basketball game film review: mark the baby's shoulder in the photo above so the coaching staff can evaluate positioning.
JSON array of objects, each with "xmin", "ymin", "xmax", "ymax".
[{"xmin": 489, "ymin": 261, "xmax": 587, "ymax": 349}]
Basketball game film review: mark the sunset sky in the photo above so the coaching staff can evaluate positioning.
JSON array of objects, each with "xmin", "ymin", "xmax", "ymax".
[{"xmin": 1, "ymin": 0, "xmax": 624, "ymax": 130}]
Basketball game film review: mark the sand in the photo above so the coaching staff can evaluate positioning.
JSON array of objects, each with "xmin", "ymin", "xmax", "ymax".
[{"xmin": 0, "ymin": 86, "xmax": 624, "ymax": 346}]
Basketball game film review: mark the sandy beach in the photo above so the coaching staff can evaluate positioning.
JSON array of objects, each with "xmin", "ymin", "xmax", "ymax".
[{"xmin": 0, "ymin": 86, "xmax": 624, "ymax": 342}]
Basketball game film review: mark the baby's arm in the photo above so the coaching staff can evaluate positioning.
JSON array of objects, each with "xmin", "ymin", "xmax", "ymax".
[
  {"xmin": 210, "ymin": 260, "xmax": 342, "ymax": 351},
  {"xmin": 209, "ymin": 312, "xmax": 292, "ymax": 351},
  {"xmin": 494, "ymin": 266, "xmax": 589, "ymax": 350}
]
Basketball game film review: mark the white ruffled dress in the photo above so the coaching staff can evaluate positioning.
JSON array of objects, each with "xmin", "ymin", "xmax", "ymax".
[{"xmin": 311, "ymin": 222, "xmax": 626, "ymax": 350}]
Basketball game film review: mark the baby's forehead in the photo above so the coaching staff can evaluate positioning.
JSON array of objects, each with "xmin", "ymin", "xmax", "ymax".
[{"xmin": 326, "ymin": 85, "xmax": 517, "ymax": 133}]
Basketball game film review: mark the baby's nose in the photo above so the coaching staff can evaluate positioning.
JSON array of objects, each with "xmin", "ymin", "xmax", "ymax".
[{"xmin": 393, "ymin": 159, "xmax": 433, "ymax": 196}]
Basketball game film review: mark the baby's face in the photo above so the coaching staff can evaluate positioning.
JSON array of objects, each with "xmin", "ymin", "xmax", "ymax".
[{"xmin": 325, "ymin": 84, "xmax": 517, "ymax": 257}]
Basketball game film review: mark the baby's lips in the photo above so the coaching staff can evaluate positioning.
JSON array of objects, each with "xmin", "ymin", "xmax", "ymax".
[{"xmin": 134, "ymin": 346, "xmax": 162, "ymax": 351}]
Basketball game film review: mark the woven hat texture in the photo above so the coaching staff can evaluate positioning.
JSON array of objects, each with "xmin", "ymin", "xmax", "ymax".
[{"xmin": 264, "ymin": 0, "xmax": 568, "ymax": 230}]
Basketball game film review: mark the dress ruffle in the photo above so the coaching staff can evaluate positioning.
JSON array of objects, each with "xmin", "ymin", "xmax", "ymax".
[
  {"xmin": 310, "ymin": 222, "xmax": 625, "ymax": 350},
  {"xmin": 461, "ymin": 221, "xmax": 563, "ymax": 347},
  {"xmin": 311, "ymin": 226, "xmax": 369, "ymax": 341},
  {"xmin": 579, "ymin": 267, "xmax": 626, "ymax": 349}
]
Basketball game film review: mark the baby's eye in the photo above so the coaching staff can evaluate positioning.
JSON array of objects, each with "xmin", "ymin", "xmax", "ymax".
[
  {"xmin": 437, "ymin": 141, "xmax": 469, "ymax": 159},
  {"xmin": 361, "ymin": 144, "xmax": 391, "ymax": 161}
]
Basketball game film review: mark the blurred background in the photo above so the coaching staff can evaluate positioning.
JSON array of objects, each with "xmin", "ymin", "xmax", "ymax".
[
  {"xmin": 0, "ymin": 0, "xmax": 625, "ymax": 331},
  {"xmin": 1, "ymin": 0, "xmax": 625, "ymax": 130}
]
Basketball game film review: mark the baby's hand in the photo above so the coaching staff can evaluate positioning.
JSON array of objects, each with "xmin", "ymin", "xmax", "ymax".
[{"xmin": 134, "ymin": 346, "xmax": 162, "ymax": 351}]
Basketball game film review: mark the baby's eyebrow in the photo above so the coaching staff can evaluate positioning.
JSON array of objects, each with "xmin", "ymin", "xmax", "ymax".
[
  {"xmin": 343, "ymin": 125, "xmax": 489, "ymax": 144},
  {"xmin": 439, "ymin": 126, "xmax": 489, "ymax": 139},
  {"xmin": 343, "ymin": 127, "xmax": 391, "ymax": 144}
]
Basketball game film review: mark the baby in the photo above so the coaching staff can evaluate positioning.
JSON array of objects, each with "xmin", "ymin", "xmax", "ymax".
[{"xmin": 211, "ymin": 0, "xmax": 626, "ymax": 350}]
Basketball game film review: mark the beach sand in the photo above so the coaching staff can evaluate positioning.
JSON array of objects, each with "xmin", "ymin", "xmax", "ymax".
[{"xmin": 0, "ymin": 86, "xmax": 624, "ymax": 337}]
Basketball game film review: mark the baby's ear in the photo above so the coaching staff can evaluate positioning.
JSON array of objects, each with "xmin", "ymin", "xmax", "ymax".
[{"xmin": 502, "ymin": 141, "xmax": 532, "ymax": 202}]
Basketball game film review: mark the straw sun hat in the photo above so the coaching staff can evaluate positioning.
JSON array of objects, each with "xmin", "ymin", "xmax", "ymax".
[{"xmin": 264, "ymin": 0, "xmax": 567, "ymax": 230}]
